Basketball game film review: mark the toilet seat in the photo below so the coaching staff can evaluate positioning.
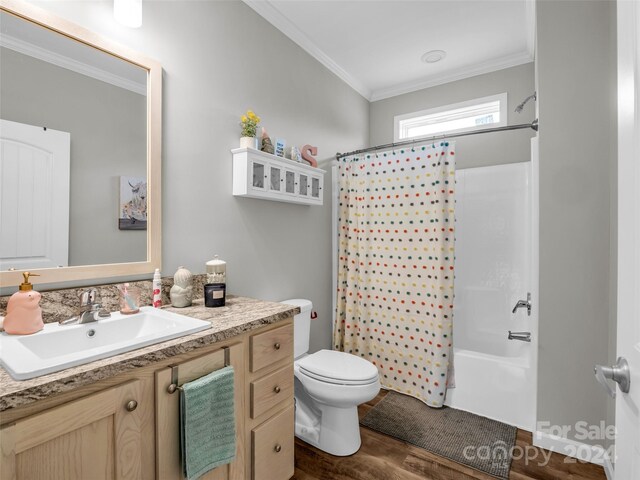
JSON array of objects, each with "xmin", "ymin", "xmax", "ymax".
[{"xmin": 297, "ymin": 350, "xmax": 379, "ymax": 386}]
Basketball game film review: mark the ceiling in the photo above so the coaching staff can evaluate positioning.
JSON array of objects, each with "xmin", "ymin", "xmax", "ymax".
[{"xmin": 243, "ymin": 0, "xmax": 535, "ymax": 101}]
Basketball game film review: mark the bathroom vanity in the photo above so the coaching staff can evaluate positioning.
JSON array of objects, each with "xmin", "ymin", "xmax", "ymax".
[{"xmin": 0, "ymin": 296, "xmax": 298, "ymax": 480}]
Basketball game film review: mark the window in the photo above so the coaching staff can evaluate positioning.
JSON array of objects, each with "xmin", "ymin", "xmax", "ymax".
[{"xmin": 394, "ymin": 93, "xmax": 507, "ymax": 141}]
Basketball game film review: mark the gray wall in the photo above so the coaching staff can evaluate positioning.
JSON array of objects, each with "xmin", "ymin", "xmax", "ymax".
[
  {"xmin": 536, "ymin": 0, "xmax": 616, "ymax": 445},
  {"xmin": 32, "ymin": 0, "xmax": 369, "ymax": 353},
  {"xmin": 0, "ymin": 47, "xmax": 147, "ymax": 266},
  {"xmin": 369, "ymin": 63, "xmax": 536, "ymax": 169}
]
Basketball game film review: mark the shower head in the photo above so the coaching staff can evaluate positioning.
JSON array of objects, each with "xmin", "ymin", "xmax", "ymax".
[{"xmin": 515, "ymin": 92, "xmax": 537, "ymax": 113}]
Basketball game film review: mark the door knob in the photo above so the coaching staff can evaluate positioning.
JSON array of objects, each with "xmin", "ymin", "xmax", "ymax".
[
  {"xmin": 125, "ymin": 400, "xmax": 138, "ymax": 412},
  {"xmin": 595, "ymin": 357, "xmax": 631, "ymax": 398}
]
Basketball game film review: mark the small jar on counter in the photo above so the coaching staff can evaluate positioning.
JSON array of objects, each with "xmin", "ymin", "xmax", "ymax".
[
  {"xmin": 204, "ymin": 283, "xmax": 226, "ymax": 307},
  {"xmin": 206, "ymin": 255, "xmax": 226, "ymax": 284}
]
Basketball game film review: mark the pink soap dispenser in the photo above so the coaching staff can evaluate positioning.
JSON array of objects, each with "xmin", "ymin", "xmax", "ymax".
[{"xmin": 3, "ymin": 272, "xmax": 44, "ymax": 335}]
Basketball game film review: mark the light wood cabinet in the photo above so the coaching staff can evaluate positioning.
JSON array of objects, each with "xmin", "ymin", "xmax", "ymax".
[
  {"xmin": 251, "ymin": 405, "xmax": 294, "ymax": 480},
  {"xmin": 245, "ymin": 323, "xmax": 295, "ymax": 480},
  {"xmin": 1, "ymin": 379, "xmax": 144, "ymax": 480},
  {"xmin": 250, "ymin": 365, "xmax": 293, "ymax": 419},
  {"xmin": 0, "ymin": 318, "xmax": 295, "ymax": 480},
  {"xmin": 250, "ymin": 323, "xmax": 294, "ymax": 373},
  {"xmin": 155, "ymin": 343, "xmax": 245, "ymax": 480}
]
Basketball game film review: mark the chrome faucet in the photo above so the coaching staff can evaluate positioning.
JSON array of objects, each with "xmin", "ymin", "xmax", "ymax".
[
  {"xmin": 508, "ymin": 331, "xmax": 532, "ymax": 342},
  {"xmin": 60, "ymin": 288, "xmax": 111, "ymax": 325},
  {"xmin": 511, "ymin": 293, "xmax": 532, "ymax": 316}
]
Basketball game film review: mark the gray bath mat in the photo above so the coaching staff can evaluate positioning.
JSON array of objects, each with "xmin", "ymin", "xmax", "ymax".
[{"xmin": 360, "ymin": 391, "xmax": 517, "ymax": 479}]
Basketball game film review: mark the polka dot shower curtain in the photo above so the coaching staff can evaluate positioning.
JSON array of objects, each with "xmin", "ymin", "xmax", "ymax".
[{"xmin": 334, "ymin": 142, "xmax": 456, "ymax": 407}]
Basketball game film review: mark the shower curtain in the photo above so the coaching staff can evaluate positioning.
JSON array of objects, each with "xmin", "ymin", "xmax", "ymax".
[{"xmin": 334, "ymin": 142, "xmax": 456, "ymax": 407}]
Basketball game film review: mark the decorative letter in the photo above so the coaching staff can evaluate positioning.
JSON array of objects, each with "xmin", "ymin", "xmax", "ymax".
[{"xmin": 301, "ymin": 144, "xmax": 318, "ymax": 168}]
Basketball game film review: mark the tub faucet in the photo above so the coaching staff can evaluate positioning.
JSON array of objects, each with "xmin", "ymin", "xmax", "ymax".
[
  {"xmin": 508, "ymin": 331, "xmax": 532, "ymax": 342},
  {"xmin": 60, "ymin": 288, "xmax": 111, "ymax": 325},
  {"xmin": 511, "ymin": 293, "xmax": 531, "ymax": 316}
]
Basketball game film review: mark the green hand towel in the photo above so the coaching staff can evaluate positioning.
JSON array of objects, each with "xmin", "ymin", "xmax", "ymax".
[{"xmin": 180, "ymin": 366, "xmax": 236, "ymax": 480}]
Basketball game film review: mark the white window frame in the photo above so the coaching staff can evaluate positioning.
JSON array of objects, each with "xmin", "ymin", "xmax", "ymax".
[{"xmin": 393, "ymin": 93, "xmax": 508, "ymax": 142}]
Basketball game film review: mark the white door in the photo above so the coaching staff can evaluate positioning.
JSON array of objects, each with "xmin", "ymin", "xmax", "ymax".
[
  {"xmin": 0, "ymin": 119, "xmax": 70, "ymax": 270},
  {"xmin": 614, "ymin": 1, "xmax": 640, "ymax": 477}
]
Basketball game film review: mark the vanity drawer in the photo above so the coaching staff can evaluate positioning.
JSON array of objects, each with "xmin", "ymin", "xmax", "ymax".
[
  {"xmin": 251, "ymin": 404, "xmax": 294, "ymax": 480},
  {"xmin": 249, "ymin": 323, "xmax": 293, "ymax": 373},
  {"xmin": 250, "ymin": 364, "xmax": 294, "ymax": 419}
]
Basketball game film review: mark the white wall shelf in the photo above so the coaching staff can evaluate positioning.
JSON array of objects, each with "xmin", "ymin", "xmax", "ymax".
[{"xmin": 232, "ymin": 148, "xmax": 325, "ymax": 206}]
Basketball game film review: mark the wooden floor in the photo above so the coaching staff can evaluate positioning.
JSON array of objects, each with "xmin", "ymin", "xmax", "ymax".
[{"xmin": 293, "ymin": 391, "xmax": 606, "ymax": 480}]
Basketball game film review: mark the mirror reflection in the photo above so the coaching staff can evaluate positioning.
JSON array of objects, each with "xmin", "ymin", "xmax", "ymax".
[{"xmin": 0, "ymin": 11, "xmax": 148, "ymax": 271}]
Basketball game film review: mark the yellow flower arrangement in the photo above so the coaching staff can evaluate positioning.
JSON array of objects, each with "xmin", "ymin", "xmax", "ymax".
[{"xmin": 240, "ymin": 109, "xmax": 261, "ymax": 137}]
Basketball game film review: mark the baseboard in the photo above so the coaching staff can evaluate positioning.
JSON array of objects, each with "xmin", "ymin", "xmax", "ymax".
[{"xmin": 534, "ymin": 430, "xmax": 614, "ymax": 478}]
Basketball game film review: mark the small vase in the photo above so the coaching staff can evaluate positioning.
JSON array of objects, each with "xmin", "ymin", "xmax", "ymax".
[{"xmin": 240, "ymin": 136, "xmax": 257, "ymax": 149}]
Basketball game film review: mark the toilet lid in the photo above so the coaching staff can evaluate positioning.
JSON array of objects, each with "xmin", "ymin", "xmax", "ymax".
[{"xmin": 297, "ymin": 350, "xmax": 379, "ymax": 386}]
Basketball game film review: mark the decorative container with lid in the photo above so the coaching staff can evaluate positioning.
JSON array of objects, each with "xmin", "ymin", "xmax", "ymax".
[{"xmin": 206, "ymin": 255, "xmax": 226, "ymax": 284}]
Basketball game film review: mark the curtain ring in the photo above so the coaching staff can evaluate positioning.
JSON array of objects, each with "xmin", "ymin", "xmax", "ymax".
[{"xmin": 411, "ymin": 139, "xmax": 416, "ymax": 152}]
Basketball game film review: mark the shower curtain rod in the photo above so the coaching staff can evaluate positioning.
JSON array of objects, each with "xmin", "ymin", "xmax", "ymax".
[{"xmin": 335, "ymin": 119, "xmax": 538, "ymax": 160}]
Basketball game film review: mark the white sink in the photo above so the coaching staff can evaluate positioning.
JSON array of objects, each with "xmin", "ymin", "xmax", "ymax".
[{"xmin": 0, "ymin": 307, "xmax": 211, "ymax": 380}]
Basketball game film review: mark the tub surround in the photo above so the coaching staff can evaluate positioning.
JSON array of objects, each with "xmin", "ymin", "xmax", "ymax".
[{"xmin": 0, "ymin": 294, "xmax": 299, "ymax": 412}]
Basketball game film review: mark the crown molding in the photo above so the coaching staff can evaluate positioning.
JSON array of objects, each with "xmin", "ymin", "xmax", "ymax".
[
  {"xmin": 244, "ymin": 0, "xmax": 535, "ymax": 103},
  {"xmin": 242, "ymin": 0, "xmax": 372, "ymax": 100},
  {"xmin": 0, "ymin": 34, "xmax": 146, "ymax": 96},
  {"xmin": 370, "ymin": 51, "xmax": 534, "ymax": 102}
]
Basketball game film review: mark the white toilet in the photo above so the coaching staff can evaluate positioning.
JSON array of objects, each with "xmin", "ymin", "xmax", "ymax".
[{"xmin": 282, "ymin": 299, "xmax": 380, "ymax": 456}]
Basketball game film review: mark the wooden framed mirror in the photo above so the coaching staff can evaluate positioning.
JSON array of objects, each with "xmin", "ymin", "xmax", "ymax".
[{"xmin": 0, "ymin": 0, "xmax": 161, "ymax": 287}]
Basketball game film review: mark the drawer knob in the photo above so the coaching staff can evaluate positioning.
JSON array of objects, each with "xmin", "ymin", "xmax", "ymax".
[
  {"xmin": 274, "ymin": 385, "xmax": 281, "ymax": 394},
  {"xmin": 274, "ymin": 444, "xmax": 282, "ymax": 453},
  {"xmin": 274, "ymin": 342, "xmax": 281, "ymax": 350},
  {"xmin": 125, "ymin": 400, "xmax": 138, "ymax": 412}
]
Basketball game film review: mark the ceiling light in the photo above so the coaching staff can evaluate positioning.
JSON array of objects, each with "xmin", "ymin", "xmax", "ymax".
[
  {"xmin": 114, "ymin": 0, "xmax": 142, "ymax": 28},
  {"xmin": 421, "ymin": 50, "xmax": 446, "ymax": 64}
]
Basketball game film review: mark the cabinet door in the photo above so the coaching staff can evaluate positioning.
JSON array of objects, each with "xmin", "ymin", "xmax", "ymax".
[
  {"xmin": 284, "ymin": 170, "xmax": 296, "ymax": 195},
  {"xmin": 269, "ymin": 165, "xmax": 283, "ymax": 193},
  {"xmin": 298, "ymin": 173, "xmax": 309, "ymax": 197},
  {"xmin": 0, "ymin": 380, "xmax": 143, "ymax": 480},
  {"xmin": 155, "ymin": 343, "xmax": 245, "ymax": 480},
  {"xmin": 310, "ymin": 175, "xmax": 322, "ymax": 202},
  {"xmin": 251, "ymin": 404, "xmax": 294, "ymax": 480},
  {"xmin": 251, "ymin": 161, "xmax": 267, "ymax": 190}
]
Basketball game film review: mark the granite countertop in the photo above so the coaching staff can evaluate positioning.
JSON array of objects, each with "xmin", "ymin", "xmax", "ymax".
[{"xmin": 0, "ymin": 295, "xmax": 299, "ymax": 413}]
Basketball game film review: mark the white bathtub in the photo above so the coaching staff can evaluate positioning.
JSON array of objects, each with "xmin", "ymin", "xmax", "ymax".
[
  {"xmin": 445, "ymin": 347, "xmax": 535, "ymax": 429},
  {"xmin": 444, "ymin": 161, "xmax": 538, "ymax": 431}
]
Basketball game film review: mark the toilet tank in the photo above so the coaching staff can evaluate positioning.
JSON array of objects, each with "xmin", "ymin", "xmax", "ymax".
[{"xmin": 281, "ymin": 299, "xmax": 312, "ymax": 358}]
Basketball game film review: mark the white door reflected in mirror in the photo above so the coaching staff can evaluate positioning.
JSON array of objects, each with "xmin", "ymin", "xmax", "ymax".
[{"xmin": 0, "ymin": 119, "xmax": 70, "ymax": 270}]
